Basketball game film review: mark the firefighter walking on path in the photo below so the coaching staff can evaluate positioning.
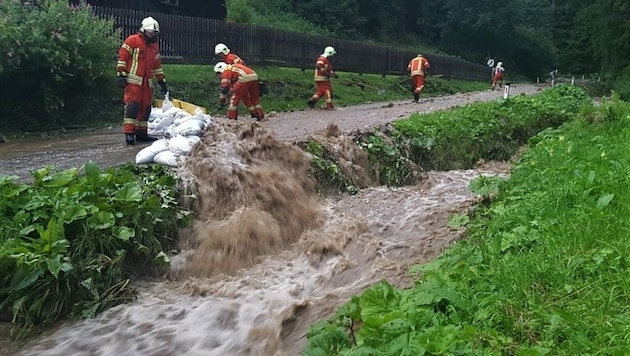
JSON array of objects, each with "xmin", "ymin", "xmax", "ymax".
[
  {"xmin": 491, "ymin": 62, "xmax": 505, "ymax": 90},
  {"xmin": 214, "ymin": 61, "xmax": 265, "ymax": 121},
  {"xmin": 117, "ymin": 16, "xmax": 168, "ymax": 146},
  {"xmin": 407, "ymin": 53, "xmax": 430, "ymax": 103},
  {"xmin": 215, "ymin": 43, "xmax": 244, "ymax": 65},
  {"xmin": 307, "ymin": 46, "xmax": 338, "ymax": 109}
]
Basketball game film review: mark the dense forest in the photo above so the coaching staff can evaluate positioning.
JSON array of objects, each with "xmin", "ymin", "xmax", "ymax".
[{"xmin": 225, "ymin": 0, "xmax": 630, "ymax": 90}]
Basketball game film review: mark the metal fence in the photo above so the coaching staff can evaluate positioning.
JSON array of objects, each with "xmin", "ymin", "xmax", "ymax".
[{"xmin": 94, "ymin": 6, "xmax": 491, "ymax": 81}]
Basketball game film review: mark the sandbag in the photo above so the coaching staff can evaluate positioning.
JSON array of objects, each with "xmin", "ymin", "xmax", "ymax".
[
  {"xmin": 168, "ymin": 135, "xmax": 197, "ymax": 155},
  {"xmin": 135, "ymin": 146, "xmax": 157, "ymax": 164},
  {"xmin": 176, "ymin": 119, "xmax": 203, "ymax": 136},
  {"xmin": 154, "ymin": 150, "xmax": 180, "ymax": 167}
]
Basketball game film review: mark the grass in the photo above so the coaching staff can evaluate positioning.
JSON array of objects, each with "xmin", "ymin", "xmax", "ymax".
[{"xmin": 304, "ymin": 92, "xmax": 630, "ymax": 354}]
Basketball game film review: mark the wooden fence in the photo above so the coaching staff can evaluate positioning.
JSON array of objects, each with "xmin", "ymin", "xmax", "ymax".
[{"xmin": 94, "ymin": 6, "xmax": 492, "ymax": 81}]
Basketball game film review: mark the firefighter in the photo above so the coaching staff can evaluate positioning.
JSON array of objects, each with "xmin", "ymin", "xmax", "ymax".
[
  {"xmin": 407, "ymin": 53, "xmax": 430, "ymax": 103},
  {"xmin": 117, "ymin": 16, "xmax": 168, "ymax": 145},
  {"xmin": 491, "ymin": 62, "xmax": 505, "ymax": 90},
  {"xmin": 307, "ymin": 46, "xmax": 338, "ymax": 109},
  {"xmin": 214, "ymin": 61, "xmax": 264, "ymax": 121},
  {"xmin": 214, "ymin": 43, "xmax": 244, "ymax": 65}
]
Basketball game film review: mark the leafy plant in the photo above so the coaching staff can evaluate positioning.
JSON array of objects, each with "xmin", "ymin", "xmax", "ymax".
[{"xmin": 0, "ymin": 162, "xmax": 191, "ymax": 329}]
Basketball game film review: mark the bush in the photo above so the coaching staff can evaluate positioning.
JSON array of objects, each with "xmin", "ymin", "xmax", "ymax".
[
  {"xmin": 0, "ymin": 0, "xmax": 120, "ymax": 131},
  {"xmin": 0, "ymin": 163, "xmax": 190, "ymax": 328}
]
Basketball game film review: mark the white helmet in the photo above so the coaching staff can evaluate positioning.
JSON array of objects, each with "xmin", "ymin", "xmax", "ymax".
[
  {"xmin": 215, "ymin": 43, "xmax": 230, "ymax": 55},
  {"xmin": 214, "ymin": 61, "xmax": 228, "ymax": 73},
  {"xmin": 140, "ymin": 17, "xmax": 160, "ymax": 33},
  {"xmin": 497, "ymin": 62, "xmax": 503, "ymax": 67},
  {"xmin": 324, "ymin": 46, "xmax": 336, "ymax": 56}
]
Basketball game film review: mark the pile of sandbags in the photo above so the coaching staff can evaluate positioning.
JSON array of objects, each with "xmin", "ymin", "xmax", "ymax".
[{"xmin": 135, "ymin": 96, "xmax": 214, "ymax": 166}]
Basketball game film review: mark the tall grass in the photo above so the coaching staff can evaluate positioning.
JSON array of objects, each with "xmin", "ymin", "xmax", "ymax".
[{"xmin": 304, "ymin": 92, "xmax": 630, "ymax": 354}]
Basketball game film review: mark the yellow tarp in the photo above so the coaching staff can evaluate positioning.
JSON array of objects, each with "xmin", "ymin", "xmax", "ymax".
[{"xmin": 154, "ymin": 98, "xmax": 207, "ymax": 115}]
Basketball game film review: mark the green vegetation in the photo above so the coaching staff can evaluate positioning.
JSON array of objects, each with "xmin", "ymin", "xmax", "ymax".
[
  {"xmin": 0, "ymin": 163, "xmax": 191, "ymax": 330},
  {"xmin": 227, "ymin": 0, "xmax": 629, "ymax": 87},
  {"xmin": 301, "ymin": 85, "xmax": 591, "ymax": 194},
  {"xmin": 304, "ymin": 94, "xmax": 630, "ymax": 354},
  {"xmin": 0, "ymin": 0, "xmax": 120, "ymax": 132}
]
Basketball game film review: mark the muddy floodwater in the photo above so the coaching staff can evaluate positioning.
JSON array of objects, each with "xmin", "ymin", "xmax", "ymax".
[{"xmin": 2, "ymin": 85, "xmax": 538, "ymax": 355}]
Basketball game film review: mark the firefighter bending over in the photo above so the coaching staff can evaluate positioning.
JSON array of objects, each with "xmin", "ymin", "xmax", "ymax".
[
  {"xmin": 214, "ymin": 43, "xmax": 244, "ymax": 65},
  {"xmin": 214, "ymin": 61, "xmax": 265, "ymax": 121}
]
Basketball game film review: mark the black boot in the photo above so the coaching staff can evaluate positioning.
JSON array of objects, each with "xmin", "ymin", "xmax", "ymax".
[
  {"xmin": 125, "ymin": 134, "xmax": 135, "ymax": 146},
  {"xmin": 413, "ymin": 93, "xmax": 420, "ymax": 103},
  {"xmin": 135, "ymin": 134, "xmax": 158, "ymax": 143},
  {"xmin": 307, "ymin": 99, "xmax": 316, "ymax": 109}
]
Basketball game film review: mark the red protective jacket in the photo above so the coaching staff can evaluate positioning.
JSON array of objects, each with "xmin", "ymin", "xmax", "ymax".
[
  {"xmin": 224, "ymin": 53, "xmax": 244, "ymax": 65},
  {"xmin": 219, "ymin": 63, "xmax": 258, "ymax": 93},
  {"xmin": 117, "ymin": 33, "xmax": 165, "ymax": 86},
  {"xmin": 314, "ymin": 55, "xmax": 334, "ymax": 82},
  {"xmin": 407, "ymin": 55, "xmax": 430, "ymax": 77}
]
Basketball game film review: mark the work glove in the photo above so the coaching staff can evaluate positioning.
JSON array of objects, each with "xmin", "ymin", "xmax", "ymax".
[
  {"xmin": 117, "ymin": 73, "xmax": 127, "ymax": 88},
  {"xmin": 157, "ymin": 79, "xmax": 168, "ymax": 95}
]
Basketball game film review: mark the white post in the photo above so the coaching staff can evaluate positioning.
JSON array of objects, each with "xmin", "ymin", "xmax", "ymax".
[
  {"xmin": 537, "ymin": 77, "xmax": 540, "ymax": 84},
  {"xmin": 571, "ymin": 76, "xmax": 575, "ymax": 85},
  {"xmin": 503, "ymin": 83, "xmax": 510, "ymax": 99}
]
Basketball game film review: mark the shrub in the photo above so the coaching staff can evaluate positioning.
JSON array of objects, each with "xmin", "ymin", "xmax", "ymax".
[{"xmin": 0, "ymin": 0, "xmax": 120, "ymax": 130}]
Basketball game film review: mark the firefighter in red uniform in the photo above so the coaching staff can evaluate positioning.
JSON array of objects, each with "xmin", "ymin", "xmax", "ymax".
[
  {"xmin": 407, "ymin": 53, "xmax": 430, "ymax": 103},
  {"xmin": 491, "ymin": 62, "xmax": 505, "ymax": 90},
  {"xmin": 307, "ymin": 46, "xmax": 337, "ymax": 109},
  {"xmin": 214, "ymin": 61, "xmax": 264, "ymax": 121},
  {"xmin": 117, "ymin": 16, "xmax": 168, "ymax": 145},
  {"xmin": 214, "ymin": 43, "xmax": 244, "ymax": 65}
]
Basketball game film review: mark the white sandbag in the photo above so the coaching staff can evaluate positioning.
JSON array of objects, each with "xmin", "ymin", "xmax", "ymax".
[
  {"xmin": 154, "ymin": 150, "xmax": 180, "ymax": 167},
  {"xmin": 147, "ymin": 128, "xmax": 164, "ymax": 137},
  {"xmin": 176, "ymin": 119, "xmax": 203, "ymax": 136},
  {"xmin": 163, "ymin": 106, "xmax": 182, "ymax": 118},
  {"xmin": 161, "ymin": 93, "xmax": 174, "ymax": 112},
  {"xmin": 186, "ymin": 135, "xmax": 202, "ymax": 145},
  {"xmin": 135, "ymin": 146, "xmax": 157, "ymax": 164},
  {"xmin": 164, "ymin": 126, "xmax": 179, "ymax": 139},
  {"xmin": 168, "ymin": 135, "xmax": 200, "ymax": 155},
  {"xmin": 173, "ymin": 114, "xmax": 192, "ymax": 127},
  {"xmin": 152, "ymin": 115, "xmax": 175, "ymax": 131},
  {"xmin": 148, "ymin": 138, "xmax": 170, "ymax": 155}
]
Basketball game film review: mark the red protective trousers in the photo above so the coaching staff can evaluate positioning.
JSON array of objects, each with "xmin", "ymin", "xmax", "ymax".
[
  {"xmin": 123, "ymin": 83, "xmax": 153, "ymax": 135},
  {"xmin": 412, "ymin": 75, "xmax": 426, "ymax": 95},
  {"xmin": 310, "ymin": 81, "xmax": 334, "ymax": 109},
  {"xmin": 227, "ymin": 81, "xmax": 263, "ymax": 120}
]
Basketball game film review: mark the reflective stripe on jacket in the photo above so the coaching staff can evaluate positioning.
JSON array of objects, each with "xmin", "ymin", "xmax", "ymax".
[
  {"xmin": 407, "ymin": 56, "xmax": 430, "ymax": 77},
  {"xmin": 314, "ymin": 55, "xmax": 333, "ymax": 82},
  {"xmin": 117, "ymin": 33, "xmax": 165, "ymax": 86}
]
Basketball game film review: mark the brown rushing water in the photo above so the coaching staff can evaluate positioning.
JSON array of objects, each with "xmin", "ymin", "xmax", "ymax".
[{"xmin": 4, "ymin": 86, "xmax": 537, "ymax": 355}]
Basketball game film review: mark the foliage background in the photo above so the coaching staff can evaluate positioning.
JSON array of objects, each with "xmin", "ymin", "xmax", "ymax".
[
  {"xmin": 226, "ymin": 0, "xmax": 630, "ymax": 97},
  {"xmin": 0, "ymin": 0, "xmax": 120, "ymax": 131}
]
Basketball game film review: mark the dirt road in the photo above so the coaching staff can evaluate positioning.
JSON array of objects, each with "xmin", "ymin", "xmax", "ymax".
[{"xmin": 0, "ymin": 84, "xmax": 541, "ymax": 179}]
